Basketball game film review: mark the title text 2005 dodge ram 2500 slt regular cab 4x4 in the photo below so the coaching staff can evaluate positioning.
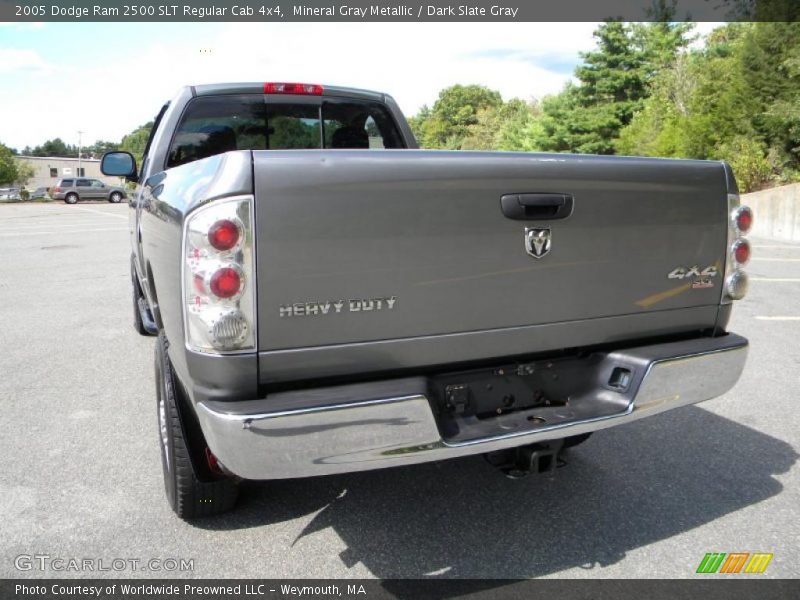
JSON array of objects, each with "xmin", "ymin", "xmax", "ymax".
[{"xmin": 102, "ymin": 82, "xmax": 751, "ymax": 519}]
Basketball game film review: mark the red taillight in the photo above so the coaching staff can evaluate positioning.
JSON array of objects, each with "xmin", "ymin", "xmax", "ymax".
[
  {"xmin": 733, "ymin": 239, "xmax": 751, "ymax": 265},
  {"xmin": 208, "ymin": 219, "xmax": 240, "ymax": 251},
  {"xmin": 734, "ymin": 206, "xmax": 753, "ymax": 234},
  {"xmin": 264, "ymin": 82, "xmax": 323, "ymax": 95},
  {"xmin": 209, "ymin": 267, "xmax": 241, "ymax": 299},
  {"xmin": 53, "ymin": 187, "xmax": 61, "ymax": 193},
  {"xmin": 725, "ymin": 198, "xmax": 752, "ymax": 302},
  {"xmin": 185, "ymin": 197, "xmax": 254, "ymax": 352}
]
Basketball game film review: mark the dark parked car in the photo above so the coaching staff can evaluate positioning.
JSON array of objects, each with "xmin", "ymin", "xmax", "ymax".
[{"xmin": 50, "ymin": 177, "xmax": 126, "ymax": 204}]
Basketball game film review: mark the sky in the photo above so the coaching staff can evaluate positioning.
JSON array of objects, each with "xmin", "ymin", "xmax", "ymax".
[{"xmin": 0, "ymin": 21, "xmax": 720, "ymax": 151}]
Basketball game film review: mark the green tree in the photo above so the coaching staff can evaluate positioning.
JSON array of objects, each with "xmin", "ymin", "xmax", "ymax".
[
  {"xmin": 120, "ymin": 122, "xmax": 154, "ymax": 161},
  {"xmin": 617, "ymin": 22, "xmax": 800, "ymax": 191},
  {"xmin": 741, "ymin": 22, "xmax": 800, "ymax": 174},
  {"xmin": 632, "ymin": 24, "xmax": 696, "ymax": 91},
  {"xmin": 407, "ymin": 104, "xmax": 431, "ymax": 145},
  {"xmin": 0, "ymin": 143, "xmax": 18, "ymax": 185},
  {"xmin": 14, "ymin": 160, "xmax": 35, "ymax": 188},
  {"xmin": 88, "ymin": 140, "xmax": 120, "ymax": 158},
  {"xmin": 31, "ymin": 138, "xmax": 76, "ymax": 157},
  {"xmin": 716, "ymin": 136, "xmax": 772, "ymax": 192},
  {"xmin": 461, "ymin": 99, "xmax": 538, "ymax": 151},
  {"xmin": 533, "ymin": 22, "xmax": 647, "ymax": 154},
  {"xmin": 495, "ymin": 99, "xmax": 542, "ymax": 151},
  {"xmin": 413, "ymin": 84, "xmax": 502, "ymax": 149},
  {"xmin": 533, "ymin": 20, "xmax": 693, "ymax": 155}
]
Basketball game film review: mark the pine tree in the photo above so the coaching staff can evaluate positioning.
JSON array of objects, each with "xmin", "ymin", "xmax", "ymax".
[{"xmin": 534, "ymin": 22, "xmax": 647, "ymax": 154}]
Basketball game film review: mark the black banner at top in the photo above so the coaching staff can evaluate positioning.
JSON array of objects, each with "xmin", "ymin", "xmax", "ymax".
[{"xmin": 2, "ymin": 0, "xmax": 799, "ymax": 22}]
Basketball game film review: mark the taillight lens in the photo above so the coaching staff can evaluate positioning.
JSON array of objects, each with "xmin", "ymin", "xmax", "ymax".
[
  {"xmin": 724, "ymin": 194, "xmax": 752, "ymax": 303},
  {"xmin": 208, "ymin": 219, "xmax": 240, "ymax": 251},
  {"xmin": 264, "ymin": 82, "xmax": 323, "ymax": 95},
  {"xmin": 732, "ymin": 239, "xmax": 750, "ymax": 266},
  {"xmin": 209, "ymin": 267, "xmax": 241, "ymax": 299},
  {"xmin": 732, "ymin": 206, "xmax": 753, "ymax": 234},
  {"xmin": 184, "ymin": 196, "xmax": 255, "ymax": 353},
  {"xmin": 726, "ymin": 270, "xmax": 749, "ymax": 300}
]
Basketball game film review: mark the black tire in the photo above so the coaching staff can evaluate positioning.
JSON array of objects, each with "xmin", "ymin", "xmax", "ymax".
[
  {"xmin": 131, "ymin": 263, "xmax": 149, "ymax": 336},
  {"xmin": 155, "ymin": 333, "xmax": 239, "ymax": 519},
  {"xmin": 109, "ymin": 191, "xmax": 123, "ymax": 203},
  {"xmin": 65, "ymin": 193, "xmax": 78, "ymax": 204},
  {"xmin": 563, "ymin": 432, "xmax": 593, "ymax": 448}
]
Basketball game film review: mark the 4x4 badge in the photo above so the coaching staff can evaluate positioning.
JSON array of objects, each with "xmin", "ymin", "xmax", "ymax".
[
  {"xmin": 668, "ymin": 265, "xmax": 718, "ymax": 280},
  {"xmin": 525, "ymin": 227, "xmax": 551, "ymax": 258}
]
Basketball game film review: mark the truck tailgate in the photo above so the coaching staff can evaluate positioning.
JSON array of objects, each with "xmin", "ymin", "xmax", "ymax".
[{"xmin": 253, "ymin": 150, "xmax": 728, "ymax": 381}]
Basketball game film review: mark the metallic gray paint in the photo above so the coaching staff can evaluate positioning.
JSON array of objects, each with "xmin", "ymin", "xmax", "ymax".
[
  {"xmin": 252, "ymin": 150, "xmax": 728, "ymax": 364},
  {"xmin": 258, "ymin": 305, "xmax": 720, "ymax": 384}
]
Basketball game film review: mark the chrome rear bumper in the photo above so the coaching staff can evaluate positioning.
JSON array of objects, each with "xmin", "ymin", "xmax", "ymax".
[{"xmin": 196, "ymin": 333, "xmax": 748, "ymax": 480}]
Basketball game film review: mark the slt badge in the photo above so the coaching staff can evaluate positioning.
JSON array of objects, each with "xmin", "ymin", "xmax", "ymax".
[{"xmin": 525, "ymin": 227, "xmax": 551, "ymax": 258}]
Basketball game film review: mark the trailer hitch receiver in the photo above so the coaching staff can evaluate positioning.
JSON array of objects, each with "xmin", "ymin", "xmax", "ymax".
[{"xmin": 485, "ymin": 439, "xmax": 566, "ymax": 479}]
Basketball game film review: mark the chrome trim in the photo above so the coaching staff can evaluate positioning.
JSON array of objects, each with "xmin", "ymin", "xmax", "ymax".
[
  {"xmin": 524, "ymin": 227, "xmax": 552, "ymax": 259},
  {"xmin": 208, "ymin": 394, "xmax": 424, "ymax": 422},
  {"xmin": 196, "ymin": 334, "xmax": 748, "ymax": 480}
]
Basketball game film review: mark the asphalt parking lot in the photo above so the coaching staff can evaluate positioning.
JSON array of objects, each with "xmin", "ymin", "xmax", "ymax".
[{"xmin": 0, "ymin": 201, "xmax": 798, "ymax": 580}]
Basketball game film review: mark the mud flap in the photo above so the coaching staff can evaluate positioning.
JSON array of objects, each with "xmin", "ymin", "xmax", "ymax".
[{"xmin": 138, "ymin": 297, "xmax": 158, "ymax": 335}]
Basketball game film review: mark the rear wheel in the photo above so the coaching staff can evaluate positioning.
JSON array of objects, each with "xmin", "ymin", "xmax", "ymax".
[
  {"xmin": 65, "ymin": 193, "xmax": 78, "ymax": 204},
  {"xmin": 155, "ymin": 333, "xmax": 239, "ymax": 519},
  {"xmin": 109, "ymin": 191, "xmax": 123, "ymax": 203}
]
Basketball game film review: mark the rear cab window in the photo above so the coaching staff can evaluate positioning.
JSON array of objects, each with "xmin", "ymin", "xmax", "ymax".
[{"xmin": 166, "ymin": 94, "xmax": 406, "ymax": 168}]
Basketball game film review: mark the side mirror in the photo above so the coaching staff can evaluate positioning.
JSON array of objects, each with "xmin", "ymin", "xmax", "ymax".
[{"xmin": 101, "ymin": 152, "xmax": 137, "ymax": 182}]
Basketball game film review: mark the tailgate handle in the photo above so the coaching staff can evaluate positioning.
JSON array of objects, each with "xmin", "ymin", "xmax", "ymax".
[{"xmin": 500, "ymin": 193, "xmax": 573, "ymax": 220}]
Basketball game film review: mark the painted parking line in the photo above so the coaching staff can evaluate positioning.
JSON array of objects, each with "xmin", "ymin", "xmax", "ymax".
[
  {"xmin": 0, "ymin": 221, "xmax": 128, "ymax": 231},
  {"xmin": 71, "ymin": 206, "xmax": 128, "ymax": 220},
  {"xmin": 0, "ymin": 227, "xmax": 127, "ymax": 237},
  {"xmin": 750, "ymin": 257, "xmax": 800, "ymax": 262},
  {"xmin": 755, "ymin": 316, "xmax": 800, "ymax": 321},
  {"xmin": 751, "ymin": 277, "xmax": 800, "ymax": 282}
]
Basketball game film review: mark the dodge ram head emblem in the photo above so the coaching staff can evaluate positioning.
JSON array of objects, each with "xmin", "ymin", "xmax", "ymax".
[{"xmin": 525, "ymin": 227, "xmax": 551, "ymax": 258}]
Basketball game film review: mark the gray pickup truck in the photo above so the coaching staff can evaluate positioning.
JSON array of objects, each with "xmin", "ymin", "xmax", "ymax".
[{"xmin": 102, "ymin": 82, "xmax": 751, "ymax": 519}]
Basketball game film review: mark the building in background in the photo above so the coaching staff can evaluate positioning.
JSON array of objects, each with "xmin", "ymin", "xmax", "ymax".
[{"xmin": 14, "ymin": 156, "xmax": 124, "ymax": 190}]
